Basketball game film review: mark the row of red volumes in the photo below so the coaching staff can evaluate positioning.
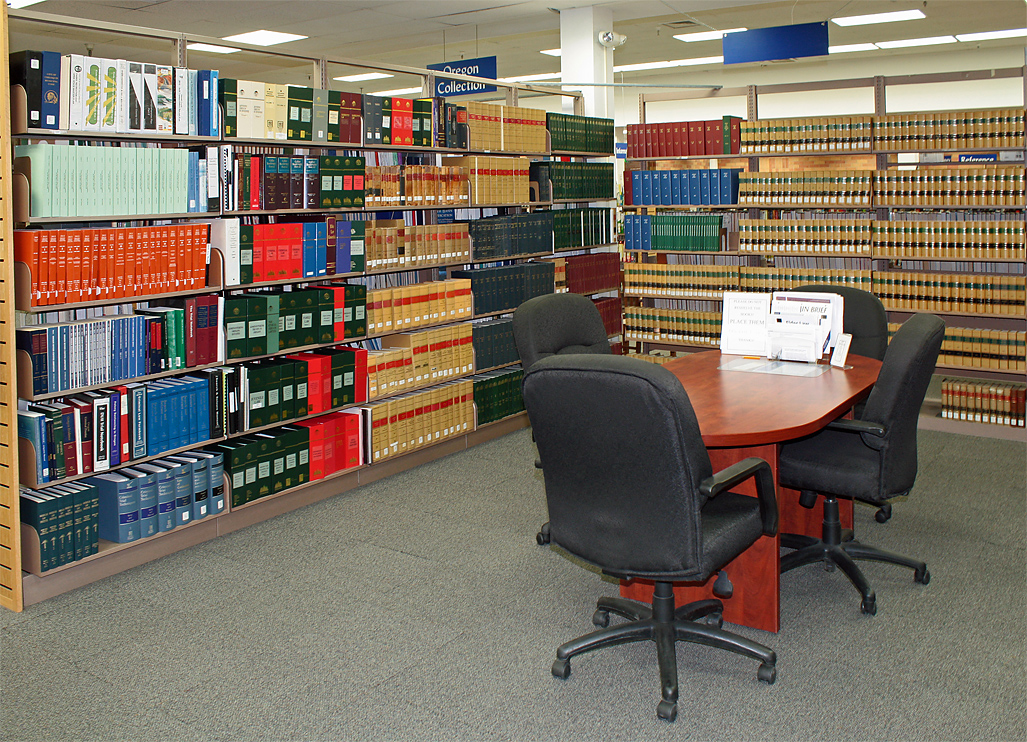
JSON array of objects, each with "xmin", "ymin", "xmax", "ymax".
[
  {"xmin": 592, "ymin": 296, "xmax": 623, "ymax": 338},
  {"xmin": 14, "ymin": 223, "xmax": 209, "ymax": 306},
  {"xmin": 564, "ymin": 252, "xmax": 621, "ymax": 295},
  {"xmin": 626, "ymin": 117, "xmax": 743, "ymax": 159},
  {"xmin": 292, "ymin": 410, "xmax": 363, "ymax": 479}
]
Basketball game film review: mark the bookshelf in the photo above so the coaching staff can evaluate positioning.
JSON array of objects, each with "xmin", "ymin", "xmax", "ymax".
[
  {"xmin": 0, "ymin": 9, "xmax": 621, "ymax": 610},
  {"xmin": 623, "ymin": 71, "xmax": 1026, "ymax": 440}
]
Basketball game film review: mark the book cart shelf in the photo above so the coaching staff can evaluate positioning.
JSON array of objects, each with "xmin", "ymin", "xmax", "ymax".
[
  {"xmin": 0, "ymin": 6, "xmax": 618, "ymax": 611},
  {"xmin": 623, "ymin": 70, "xmax": 1027, "ymax": 442}
]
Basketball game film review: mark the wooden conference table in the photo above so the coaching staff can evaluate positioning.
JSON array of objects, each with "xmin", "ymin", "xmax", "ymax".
[{"xmin": 620, "ymin": 350, "xmax": 882, "ymax": 633}]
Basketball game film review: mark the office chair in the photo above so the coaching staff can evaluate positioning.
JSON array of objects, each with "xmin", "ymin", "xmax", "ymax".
[
  {"xmin": 777, "ymin": 313, "xmax": 945, "ymax": 616},
  {"xmin": 794, "ymin": 284, "xmax": 892, "ymax": 521},
  {"xmin": 512, "ymin": 292, "xmax": 612, "ymax": 545},
  {"xmin": 523, "ymin": 354, "xmax": 778, "ymax": 721}
]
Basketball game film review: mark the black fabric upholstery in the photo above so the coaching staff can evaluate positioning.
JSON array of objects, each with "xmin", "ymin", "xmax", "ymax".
[
  {"xmin": 522, "ymin": 354, "xmax": 763, "ymax": 582},
  {"xmin": 778, "ymin": 313, "xmax": 945, "ymax": 504},
  {"xmin": 512, "ymin": 293, "xmax": 611, "ymax": 370},
  {"xmin": 793, "ymin": 284, "xmax": 889, "ymax": 361}
]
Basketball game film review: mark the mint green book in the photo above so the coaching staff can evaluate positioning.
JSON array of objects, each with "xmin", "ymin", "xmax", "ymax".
[{"xmin": 14, "ymin": 143, "xmax": 52, "ymax": 218}]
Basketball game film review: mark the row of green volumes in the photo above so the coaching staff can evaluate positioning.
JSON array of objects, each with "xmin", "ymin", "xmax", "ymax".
[
  {"xmin": 209, "ymin": 218, "xmax": 365, "ymax": 288},
  {"xmin": 11, "ymin": 50, "xmax": 219, "ymax": 135},
  {"xmin": 539, "ymin": 161, "xmax": 615, "ymax": 201},
  {"xmin": 546, "ymin": 113, "xmax": 615, "ymax": 154},
  {"xmin": 624, "ymin": 213, "xmax": 723, "ymax": 252},
  {"xmin": 20, "ymin": 481, "xmax": 98, "ymax": 573},
  {"xmin": 83, "ymin": 451, "xmax": 225, "ymax": 544},
  {"xmin": 451, "ymin": 263, "xmax": 555, "ymax": 316},
  {"xmin": 14, "ymin": 142, "xmax": 212, "ymax": 219},
  {"xmin": 222, "ymin": 285, "xmax": 367, "ymax": 360},
  {"xmin": 468, "ymin": 212, "xmax": 554, "ymax": 260},
  {"xmin": 472, "ymin": 368, "xmax": 524, "ymax": 426},
  {"xmin": 215, "ymin": 425, "xmax": 311, "ymax": 507},
  {"xmin": 553, "ymin": 207, "xmax": 614, "ymax": 251},
  {"xmin": 471, "ymin": 318, "xmax": 518, "ymax": 371}
]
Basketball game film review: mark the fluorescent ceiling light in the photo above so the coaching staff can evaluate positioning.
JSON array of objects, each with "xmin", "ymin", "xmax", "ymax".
[
  {"xmin": 186, "ymin": 42, "xmax": 240, "ymax": 54},
  {"xmin": 829, "ymin": 43, "xmax": 879, "ymax": 53},
  {"xmin": 956, "ymin": 28, "xmax": 1027, "ymax": 42},
  {"xmin": 7, "ymin": 0, "xmax": 46, "ymax": 8},
  {"xmin": 370, "ymin": 87, "xmax": 422, "ymax": 96},
  {"xmin": 221, "ymin": 30, "xmax": 307, "ymax": 46},
  {"xmin": 613, "ymin": 56, "xmax": 722, "ymax": 73},
  {"xmin": 334, "ymin": 72, "xmax": 393, "ymax": 82},
  {"xmin": 832, "ymin": 9, "xmax": 925, "ymax": 26},
  {"xmin": 673, "ymin": 27, "xmax": 746, "ymax": 42},
  {"xmin": 498, "ymin": 72, "xmax": 561, "ymax": 82},
  {"xmin": 875, "ymin": 35, "xmax": 957, "ymax": 48},
  {"xmin": 540, "ymin": 48, "xmax": 562, "ymax": 56}
]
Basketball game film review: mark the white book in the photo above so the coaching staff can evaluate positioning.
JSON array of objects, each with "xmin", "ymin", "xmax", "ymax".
[
  {"xmin": 155, "ymin": 65, "xmax": 174, "ymax": 133},
  {"xmin": 80, "ymin": 56, "xmax": 102, "ymax": 131},
  {"xmin": 99, "ymin": 58, "xmax": 118, "ymax": 132},
  {"xmin": 207, "ymin": 218, "xmax": 241, "ymax": 286},
  {"xmin": 174, "ymin": 67, "xmax": 189, "ymax": 135},
  {"xmin": 115, "ymin": 60, "xmax": 129, "ymax": 133},
  {"xmin": 188, "ymin": 70, "xmax": 199, "ymax": 136}
]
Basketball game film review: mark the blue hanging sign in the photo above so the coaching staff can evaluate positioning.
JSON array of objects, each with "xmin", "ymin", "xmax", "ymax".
[
  {"xmin": 722, "ymin": 22, "xmax": 829, "ymax": 65},
  {"xmin": 427, "ymin": 56, "xmax": 498, "ymax": 97}
]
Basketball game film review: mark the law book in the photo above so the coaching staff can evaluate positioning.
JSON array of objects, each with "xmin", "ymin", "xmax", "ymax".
[
  {"xmin": 120, "ymin": 467, "xmax": 158, "ymax": 538},
  {"xmin": 190, "ymin": 450, "xmax": 225, "ymax": 515},
  {"xmin": 20, "ymin": 491, "xmax": 60, "ymax": 571},
  {"xmin": 151, "ymin": 458, "xmax": 192, "ymax": 526},
  {"xmin": 28, "ymin": 403, "xmax": 66, "ymax": 481},
  {"xmin": 168, "ymin": 454, "xmax": 210, "ymax": 521},
  {"xmin": 134, "ymin": 462, "xmax": 176, "ymax": 532},
  {"xmin": 91, "ymin": 472, "xmax": 140, "ymax": 543},
  {"xmin": 18, "ymin": 410, "xmax": 49, "ymax": 484}
]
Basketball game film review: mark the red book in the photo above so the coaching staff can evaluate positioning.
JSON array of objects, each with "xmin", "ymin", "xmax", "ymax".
[
  {"xmin": 349, "ymin": 347, "xmax": 368, "ymax": 404},
  {"xmin": 272, "ymin": 223, "xmax": 291, "ymax": 281},
  {"xmin": 294, "ymin": 419, "xmax": 325, "ymax": 480},
  {"xmin": 671, "ymin": 122, "xmax": 685, "ymax": 157},
  {"xmin": 285, "ymin": 223, "xmax": 303, "ymax": 280},
  {"xmin": 251, "ymin": 224, "xmax": 266, "ymax": 283},
  {"xmin": 706, "ymin": 119, "xmax": 724, "ymax": 155},
  {"xmin": 66, "ymin": 398, "xmax": 93, "ymax": 474}
]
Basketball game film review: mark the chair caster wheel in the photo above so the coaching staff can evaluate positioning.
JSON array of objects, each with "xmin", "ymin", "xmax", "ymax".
[
  {"xmin": 592, "ymin": 609, "xmax": 610, "ymax": 628},
  {"xmin": 552, "ymin": 658, "xmax": 570, "ymax": 679},
  {"xmin": 861, "ymin": 597, "xmax": 877, "ymax": 615},
  {"xmin": 875, "ymin": 505, "xmax": 892, "ymax": 523},
  {"xmin": 757, "ymin": 663, "xmax": 776, "ymax": 685},
  {"xmin": 657, "ymin": 700, "xmax": 677, "ymax": 721},
  {"xmin": 536, "ymin": 530, "xmax": 550, "ymax": 545},
  {"xmin": 914, "ymin": 568, "xmax": 930, "ymax": 585},
  {"xmin": 823, "ymin": 561, "xmax": 836, "ymax": 573},
  {"xmin": 704, "ymin": 612, "xmax": 723, "ymax": 629}
]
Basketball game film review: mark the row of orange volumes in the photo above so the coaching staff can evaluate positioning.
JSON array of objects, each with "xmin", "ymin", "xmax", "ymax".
[
  {"xmin": 871, "ymin": 272, "xmax": 1026, "ymax": 315},
  {"xmin": 365, "ymin": 280, "xmax": 473, "ymax": 336},
  {"xmin": 363, "ymin": 166, "xmax": 470, "ymax": 207},
  {"xmin": 622, "ymin": 263, "xmax": 738, "ymax": 298},
  {"xmin": 366, "ymin": 379, "xmax": 474, "ymax": 464},
  {"xmin": 940, "ymin": 379, "xmax": 1026, "ymax": 428},
  {"xmin": 367, "ymin": 324, "xmax": 474, "ymax": 400},
  {"xmin": 897, "ymin": 323, "xmax": 1027, "ymax": 372},
  {"xmin": 738, "ymin": 268, "xmax": 874, "ymax": 293},
  {"xmin": 14, "ymin": 223, "xmax": 209, "ymax": 306},
  {"xmin": 364, "ymin": 222, "xmax": 471, "ymax": 271}
]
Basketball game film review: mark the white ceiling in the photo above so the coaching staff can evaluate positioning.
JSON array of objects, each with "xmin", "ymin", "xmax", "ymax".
[{"xmin": 8, "ymin": 0, "xmax": 1027, "ymax": 96}]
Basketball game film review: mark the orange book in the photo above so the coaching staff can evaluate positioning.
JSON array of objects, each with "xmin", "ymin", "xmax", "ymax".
[
  {"xmin": 37, "ymin": 229, "xmax": 51, "ymax": 305},
  {"xmin": 54, "ymin": 228, "xmax": 69, "ymax": 304},
  {"xmin": 112, "ymin": 228, "xmax": 126, "ymax": 299},
  {"xmin": 65, "ymin": 228, "xmax": 81, "ymax": 304},
  {"xmin": 125, "ymin": 227, "xmax": 139, "ymax": 297},
  {"xmin": 98, "ymin": 228, "xmax": 112, "ymax": 299},
  {"xmin": 286, "ymin": 223, "xmax": 303, "ymax": 280},
  {"xmin": 160, "ymin": 224, "xmax": 172, "ymax": 293},
  {"xmin": 194, "ymin": 223, "xmax": 208, "ymax": 288},
  {"xmin": 13, "ymin": 230, "xmax": 41, "ymax": 306}
]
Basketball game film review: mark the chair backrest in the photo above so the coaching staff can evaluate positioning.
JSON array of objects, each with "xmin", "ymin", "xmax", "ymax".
[
  {"xmin": 522, "ymin": 354, "xmax": 713, "ymax": 578},
  {"xmin": 860, "ymin": 313, "xmax": 945, "ymax": 495},
  {"xmin": 512, "ymin": 293, "xmax": 612, "ymax": 370},
  {"xmin": 794, "ymin": 285, "xmax": 889, "ymax": 360}
]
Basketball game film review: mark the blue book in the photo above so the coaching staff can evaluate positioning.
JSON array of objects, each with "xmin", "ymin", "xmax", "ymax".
[
  {"xmin": 208, "ymin": 70, "xmax": 220, "ymax": 138},
  {"xmin": 631, "ymin": 171, "xmax": 641, "ymax": 206},
  {"xmin": 126, "ymin": 383, "xmax": 147, "ymax": 459},
  {"xmin": 58, "ymin": 325, "xmax": 70, "ymax": 392},
  {"xmin": 137, "ymin": 462, "xmax": 177, "ymax": 532},
  {"xmin": 671, "ymin": 171, "xmax": 683, "ymax": 205},
  {"xmin": 46, "ymin": 325, "xmax": 57, "ymax": 395},
  {"xmin": 91, "ymin": 472, "xmax": 140, "ymax": 543},
  {"xmin": 121, "ymin": 467, "xmax": 158, "ymax": 538},
  {"xmin": 641, "ymin": 171, "xmax": 653, "ymax": 205},
  {"xmin": 18, "ymin": 410, "xmax": 49, "ymax": 484},
  {"xmin": 335, "ymin": 220, "xmax": 352, "ymax": 274},
  {"xmin": 315, "ymin": 222, "xmax": 328, "ymax": 276},
  {"xmin": 659, "ymin": 172, "xmax": 672, "ymax": 206},
  {"xmin": 170, "ymin": 454, "xmax": 209, "ymax": 520},
  {"xmin": 154, "ymin": 458, "xmax": 192, "ymax": 526},
  {"xmin": 196, "ymin": 70, "xmax": 211, "ymax": 136},
  {"xmin": 302, "ymin": 222, "xmax": 318, "ymax": 278},
  {"xmin": 723, "ymin": 169, "xmax": 740, "ymax": 204},
  {"xmin": 641, "ymin": 214, "xmax": 652, "ymax": 252},
  {"xmin": 624, "ymin": 214, "xmax": 634, "ymax": 251},
  {"xmin": 195, "ymin": 450, "xmax": 226, "ymax": 515},
  {"xmin": 687, "ymin": 170, "xmax": 701, "ymax": 205},
  {"xmin": 187, "ymin": 150, "xmax": 199, "ymax": 212},
  {"xmin": 108, "ymin": 389, "xmax": 121, "ymax": 467},
  {"xmin": 710, "ymin": 169, "xmax": 722, "ymax": 206},
  {"xmin": 40, "ymin": 51, "xmax": 62, "ymax": 130},
  {"xmin": 699, "ymin": 170, "xmax": 712, "ymax": 206}
]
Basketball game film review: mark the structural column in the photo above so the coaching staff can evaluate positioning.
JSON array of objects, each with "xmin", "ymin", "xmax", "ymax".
[{"xmin": 559, "ymin": 6, "xmax": 615, "ymax": 118}]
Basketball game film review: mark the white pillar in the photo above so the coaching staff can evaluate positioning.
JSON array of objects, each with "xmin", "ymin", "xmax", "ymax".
[{"xmin": 559, "ymin": 6, "xmax": 615, "ymax": 118}]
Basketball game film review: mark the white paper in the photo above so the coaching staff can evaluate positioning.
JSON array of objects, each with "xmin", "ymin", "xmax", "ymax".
[{"xmin": 720, "ymin": 291, "xmax": 771, "ymax": 356}]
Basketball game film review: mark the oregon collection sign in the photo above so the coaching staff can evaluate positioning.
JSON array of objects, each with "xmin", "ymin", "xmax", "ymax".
[{"xmin": 427, "ymin": 56, "xmax": 497, "ymax": 97}]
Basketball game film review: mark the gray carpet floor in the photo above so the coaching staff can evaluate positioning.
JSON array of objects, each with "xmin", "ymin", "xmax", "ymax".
[{"xmin": 2, "ymin": 427, "xmax": 1024, "ymax": 742}]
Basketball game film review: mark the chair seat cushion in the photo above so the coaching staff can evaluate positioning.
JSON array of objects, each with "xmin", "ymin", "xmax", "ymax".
[{"xmin": 779, "ymin": 428, "xmax": 883, "ymax": 503}]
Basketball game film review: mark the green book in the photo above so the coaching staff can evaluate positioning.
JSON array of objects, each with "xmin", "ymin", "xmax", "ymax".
[
  {"xmin": 278, "ymin": 291, "xmax": 300, "ymax": 349},
  {"xmin": 345, "ymin": 283, "xmax": 367, "ymax": 338},
  {"xmin": 220, "ymin": 77, "xmax": 237, "ymax": 138},
  {"xmin": 293, "ymin": 290, "xmax": 319, "ymax": 347},
  {"xmin": 277, "ymin": 360, "xmax": 296, "ymax": 422},
  {"xmin": 238, "ymin": 224, "xmax": 254, "ymax": 285},
  {"xmin": 316, "ymin": 289, "xmax": 335, "ymax": 344},
  {"xmin": 254, "ymin": 431, "xmax": 288, "ymax": 494},
  {"xmin": 224, "ymin": 297, "xmax": 248, "ymax": 359},
  {"xmin": 244, "ymin": 362, "xmax": 275, "ymax": 429},
  {"xmin": 327, "ymin": 90, "xmax": 342, "ymax": 143},
  {"xmin": 349, "ymin": 221, "xmax": 366, "ymax": 273},
  {"xmin": 277, "ymin": 425, "xmax": 310, "ymax": 489},
  {"xmin": 290, "ymin": 358, "xmax": 309, "ymax": 417}
]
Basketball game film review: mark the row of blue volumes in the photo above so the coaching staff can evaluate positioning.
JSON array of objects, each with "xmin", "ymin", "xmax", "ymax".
[
  {"xmin": 85, "ymin": 450, "xmax": 226, "ymax": 545},
  {"xmin": 629, "ymin": 168, "xmax": 741, "ymax": 207},
  {"xmin": 17, "ymin": 307, "xmax": 196, "ymax": 397},
  {"xmin": 17, "ymin": 370, "xmax": 224, "ymax": 485},
  {"xmin": 20, "ymin": 481, "xmax": 99, "ymax": 573},
  {"xmin": 10, "ymin": 50, "xmax": 219, "ymax": 137}
]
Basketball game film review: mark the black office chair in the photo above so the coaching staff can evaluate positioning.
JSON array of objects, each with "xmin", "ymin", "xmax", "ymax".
[
  {"xmin": 512, "ymin": 292, "xmax": 612, "ymax": 545},
  {"xmin": 523, "ymin": 354, "xmax": 778, "ymax": 722},
  {"xmin": 794, "ymin": 284, "xmax": 892, "ymax": 521},
  {"xmin": 777, "ymin": 313, "xmax": 945, "ymax": 616}
]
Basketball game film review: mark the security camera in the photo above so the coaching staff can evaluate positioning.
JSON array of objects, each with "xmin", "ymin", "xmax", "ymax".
[{"xmin": 597, "ymin": 31, "xmax": 627, "ymax": 48}]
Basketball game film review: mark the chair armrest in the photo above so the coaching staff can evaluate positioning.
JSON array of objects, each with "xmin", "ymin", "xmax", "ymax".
[
  {"xmin": 825, "ymin": 418, "xmax": 886, "ymax": 437},
  {"xmin": 700, "ymin": 457, "xmax": 778, "ymax": 537}
]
